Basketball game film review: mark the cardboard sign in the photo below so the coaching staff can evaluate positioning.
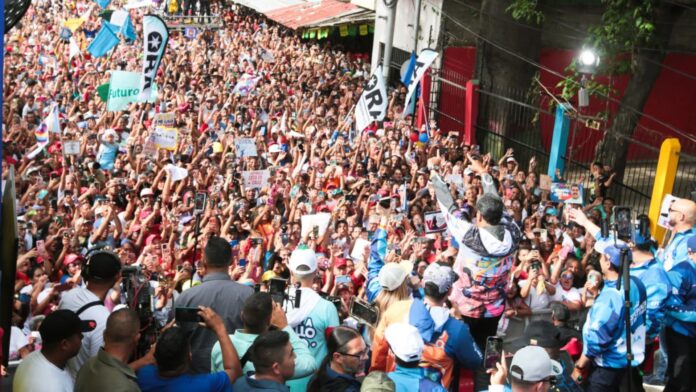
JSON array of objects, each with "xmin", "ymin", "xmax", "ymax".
[
  {"xmin": 63, "ymin": 140, "xmax": 81, "ymax": 155},
  {"xmin": 540, "ymin": 174, "xmax": 553, "ymax": 191},
  {"xmin": 152, "ymin": 127, "xmax": 178, "ymax": 150},
  {"xmin": 658, "ymin": 194, "xmax": 678, "ymax": 229},
  {"xmin": 350, "ymin": 238, "xmax": 371, "ymax": 262},
  {"xmin": 142, "ymin": 135, "xmax": 159, "ymax": 159},
  {"xmin": 153, "ymin": 112, "xmax": 176, "ymax": 128},
  {"xmin": 301, "ymin": 213, "xmax": 332, "ymax": 237},
  {"xmin": 550, "ymin": 183, "xmax": 584, "ymax": 205},
  {"xmin": 241, "ymin": 170, "xmax": 270, "ymax": 189},
  {"xmin": 234, "ymin": 138, "xmax": 257, "ymax": 157},
  {"xmin": 424, "ymin": 211, "xmax": 447, "ymax": 233}
]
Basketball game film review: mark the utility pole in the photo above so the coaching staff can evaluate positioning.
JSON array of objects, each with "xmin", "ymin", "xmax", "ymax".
[
  {"xmin": 381, "ymin": 0, "xmax": 397, "ymax": 85},
  {"xmin": 413, "ymin": 0, "xmax": 421, "ymax": 53}
]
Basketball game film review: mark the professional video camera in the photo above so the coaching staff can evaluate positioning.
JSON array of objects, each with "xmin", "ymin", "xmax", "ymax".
[{"xmin": 121, "ymin": 265, "xmax": 157, "ymax": 357}]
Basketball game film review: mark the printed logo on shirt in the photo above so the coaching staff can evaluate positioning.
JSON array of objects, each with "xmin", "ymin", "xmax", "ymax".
[{"xmin": 294, "ymin": 317, "xmax": 318, "ymax": 348}]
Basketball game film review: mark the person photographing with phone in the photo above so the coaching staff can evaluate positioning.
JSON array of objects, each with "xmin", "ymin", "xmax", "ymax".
[
  {"xmin": 137, "ymin": 306, "xmax": 242, "ymax": 391},
  {"xmin": 487, "ymin": 346, "xmax": 563, "ymax": 392},
  {"xmin": 566, "ymin": 208, "xmax": 647, "ymax": 391}
]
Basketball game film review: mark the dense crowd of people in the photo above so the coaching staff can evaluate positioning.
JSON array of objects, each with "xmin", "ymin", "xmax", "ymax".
[{"xmin": 3, "ymin": 1, "xmax": 696, "ymax": 392}]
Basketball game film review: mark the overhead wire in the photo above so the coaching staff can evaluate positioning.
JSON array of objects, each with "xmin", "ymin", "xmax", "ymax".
[{"xmin": 436, "ymin": 7, "xmax": 696, "ymax": 145}]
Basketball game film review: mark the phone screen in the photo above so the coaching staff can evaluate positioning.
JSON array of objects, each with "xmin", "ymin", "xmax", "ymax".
[
  {"xmin": 194, "ymin": 192, "xmax": 208, "ymax": 213},
  {"xmin": 349, "ymin": 297, "xmax": 379, "ymax": 326},
  {"xmin": 335, "ymin": 275, "xmax": 351, "ymax": 285},
  {"xmin": 269, "ymin": 278, "xmax": 287, "ymax": 304},
  {"xmin": 484, "ymin": 336, "xmax": 503, "ymax": 369},
  {"xmin": 175, "ymin": 307, "xmax": 203, "ymax": 323}
]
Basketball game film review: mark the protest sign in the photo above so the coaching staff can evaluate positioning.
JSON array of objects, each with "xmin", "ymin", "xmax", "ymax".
[
  {"xmin": 165, "ymin": 164, "xmax": 188, "ymax": 182},
  {"xmin": 658, "ymin": 194, "xmax": 678, "ymax": 229},
  {"xmin": 234, "ymin": 138, "xmax": 257, "ymax": 157},
  {"xmin": 539, "ymin": 174, "xmax": 553, "ymax": 191},
  {"xmin": 152, "ymin": 127, "xmax": 178, "ymax": 150},
  {"xmin": 351, "ymin": 238, "xmax": 371, "ymax": 262},
  {"xmin": 424, "ymin": 211, "xmax": 447, "ymax": 233},
  {"xmin": 107, "ymin": 71, "xmax": 158, "ymax": 111},
  {"xmin": 301, "ymin": 213, "xmax": 332, "ymax": 237},
  {"xmin": 153, "ymin": 112, "xmax": 176, "ymax": 128},
  {"xmin": 241, "ymin": 170, "xmax": 270, "ymax": 189},
  {"xmin": 142, "ymin": 135, "xmax": 158, "ymax": 159},
  {"xmin": 63, "ymin": 140, "xmax": 81, "ymax": 155},
  {"xmin": 550, "ymin": 183, "xmax": 584, "ymax": 205}
]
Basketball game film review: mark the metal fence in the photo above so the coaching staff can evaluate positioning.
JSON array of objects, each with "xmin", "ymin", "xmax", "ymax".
[{"xmin": 428, "ymin": 78, "xmax": 684, "ymax": 215}]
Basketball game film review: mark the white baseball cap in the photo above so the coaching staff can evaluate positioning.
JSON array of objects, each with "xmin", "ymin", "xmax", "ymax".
[
  {"xmin": 289, "ymin": 247, "xmax": 317, "ymax": 275},
  {"xmin": 140, "ymin": 188, "xmax": 154, "ymax": 197},
  {"xmin": 385, "ymin": 323, "xmax": 423, "ymax": 363},
  {"xmin": 379, "ymin": 261, "xmax": 413, "ymax": 291}
]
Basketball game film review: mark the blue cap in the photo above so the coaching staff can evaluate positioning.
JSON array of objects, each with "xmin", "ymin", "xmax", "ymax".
[
  {"xmin": 603, "ymin": 244, "xmax": 632, "ymax": 268},
  {"xmin": 687, "ymin": 235, "xmax": 696, "ymax": 253}
]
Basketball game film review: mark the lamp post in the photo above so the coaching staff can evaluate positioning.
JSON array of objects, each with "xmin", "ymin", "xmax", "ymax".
[{"xmin": 577, "ymin": 48, "xmax": 600, "ymax": 107}]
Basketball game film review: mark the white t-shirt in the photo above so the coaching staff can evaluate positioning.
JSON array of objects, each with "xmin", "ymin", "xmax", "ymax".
[
  {"xmin": 13, "ymin": 351, "xmax": 74, "ymax": 392},
  {"xmin": 552, "ymin": 283, "xmax": 582, "ymax": 304},
  {"xmin": 9, "ymin": 326, "xmax": 30, "ymax": 360},
  {"xmin": 58, "ymin": 286, "xmax": 110, "ymax": 379},
  {"xmin": 518, "ymin": 279, "xmax": 551, "ymax": 311}
]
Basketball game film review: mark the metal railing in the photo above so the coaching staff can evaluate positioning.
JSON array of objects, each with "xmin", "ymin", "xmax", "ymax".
[{"xmin": 430, "ymin": 80, "xmax": 676, "ymax": 214}]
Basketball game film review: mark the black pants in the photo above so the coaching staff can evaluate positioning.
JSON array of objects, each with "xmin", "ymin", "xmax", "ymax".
[
  {"xmin": 184, "ymin": 0, "xmax": 195, "ymax": 16},
  {"xmin": 665, "ymin": 327, "xmax": 696, "ymax": 392},
  {"xmin": 462, "ymin": 315, "xmax": 500, "ymax": 391},
  {"xmin": 199, "ymin": 0, "xmax": 210, "ymax": 17},
  {"xmin": 586, "ymin": 366, "xmax": 644, "ymax": 392}
]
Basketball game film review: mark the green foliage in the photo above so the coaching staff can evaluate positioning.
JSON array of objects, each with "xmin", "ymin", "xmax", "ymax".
[
  {"xmin": 506, "ymin": 0, "xmax": 544, "ymax": 25},
  {"xmin": 508, "ymin": 0, "xmax": 659, "ymax": 114}
]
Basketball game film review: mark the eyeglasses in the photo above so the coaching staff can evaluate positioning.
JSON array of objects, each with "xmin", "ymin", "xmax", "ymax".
[
  {"xmin": 561, "ymin": 274, "xmax": 574, "ymax": 279},
  {"xmin": 669, "ymin": 207, "xmax": 684, "ymax": 215},
  {"xmin": 541, "ymin": 376, "xmax": 557, "ymax": 386},
  {"xmin": 338, "ymin": 350, "xmax": 367, "ymax": 359}
]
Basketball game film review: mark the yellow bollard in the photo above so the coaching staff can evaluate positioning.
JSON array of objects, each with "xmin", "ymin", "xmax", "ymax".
[{"xmin": 648, "ymin": 138, "xmax": 681, "ymax": 246}]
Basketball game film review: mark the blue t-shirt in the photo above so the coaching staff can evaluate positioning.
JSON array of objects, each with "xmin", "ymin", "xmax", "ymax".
[{"xmin": 136, "ymin": 365, "xmax": 231, "ymax": 392}]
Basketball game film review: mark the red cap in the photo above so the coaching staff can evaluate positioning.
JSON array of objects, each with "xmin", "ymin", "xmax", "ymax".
[{"xmin": 64, "ymin": 254, "xmax": 84, "ymax": 267}]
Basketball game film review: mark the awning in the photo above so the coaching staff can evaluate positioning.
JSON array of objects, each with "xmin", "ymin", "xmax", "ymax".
[
  {"xmin": 265, "ymin": 0, "xmax": 374, "ymax": 30},
  {"xmin": 232, "ymin": 0, "xmax": 305, "ymax": 14}
]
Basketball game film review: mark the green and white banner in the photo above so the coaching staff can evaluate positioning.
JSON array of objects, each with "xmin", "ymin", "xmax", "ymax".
[{"xmin": 107, "ymin": 70, "xmax": 157, "ymax": 112}]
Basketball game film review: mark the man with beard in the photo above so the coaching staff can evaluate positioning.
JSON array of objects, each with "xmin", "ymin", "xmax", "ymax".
[{"xmin": 660, "ymin": 197, "xmax": 696, "ymax": 271}]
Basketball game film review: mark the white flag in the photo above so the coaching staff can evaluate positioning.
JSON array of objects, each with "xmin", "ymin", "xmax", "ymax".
[
  {"xmin": 69, "ymin": 38, "xmax": 80, "ymax": 59},
  {"xmin": 401, "ymin": 49, "xmax": 438, "ymax": 117},
  {"xmin": 45, "ymin": 103, "xmax": 61, "ymax": 133},
  {"xmin": 355, "ymin": 65, "xmax": 387, "ymax": 132},
  {"xmin": 138, "ymin": 15, "xmax": 169, "ymax": 100}
]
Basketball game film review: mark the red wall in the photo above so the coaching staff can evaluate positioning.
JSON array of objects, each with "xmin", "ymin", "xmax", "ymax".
[{"xmin": 439, "ymin": 47, "xmax": 696, "ymax": 160}]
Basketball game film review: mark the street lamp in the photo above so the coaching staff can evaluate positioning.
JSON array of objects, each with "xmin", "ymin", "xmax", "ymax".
[{"xmin": 577, "ymin": 48, "xmax": 600, "ymax": 107}]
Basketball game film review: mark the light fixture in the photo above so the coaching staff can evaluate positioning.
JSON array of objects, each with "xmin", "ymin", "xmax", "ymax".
[{"xmin": 577, "ymin": 48, "xmax": 600, "ymax": 74}]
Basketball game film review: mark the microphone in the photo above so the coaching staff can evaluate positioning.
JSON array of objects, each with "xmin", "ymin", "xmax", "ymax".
[{"xmin": 294, "ymin": 288, "xmax": 302, "ymax": 309}]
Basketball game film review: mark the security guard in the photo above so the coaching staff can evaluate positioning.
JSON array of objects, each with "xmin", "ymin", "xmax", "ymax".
[{"xmin": 571, "ymin": 243, "xmax": 647, "ymax": 392}]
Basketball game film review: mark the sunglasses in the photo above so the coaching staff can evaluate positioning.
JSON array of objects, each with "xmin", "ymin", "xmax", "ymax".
[{"xmin": 561, "ymin": 274, "xmax": 574, "ymax": 280}]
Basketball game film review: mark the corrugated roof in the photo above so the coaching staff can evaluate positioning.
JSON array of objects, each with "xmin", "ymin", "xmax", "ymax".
[
  {"xmin": 265, "ymin": 0, "xmax": 371, "ymax": 30},
  {"xmin": 233, "ymin": 0, "xmax": 305, "ymax": 13}
]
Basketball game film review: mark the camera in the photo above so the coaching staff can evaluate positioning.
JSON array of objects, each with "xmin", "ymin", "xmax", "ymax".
[
  {"xmin": 349, "ymin": 297, "xmax": 379, "ymax": 327},
  {"xmin": 268, "ymin": 278, "xmax": 302, "ymax": 310}
]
